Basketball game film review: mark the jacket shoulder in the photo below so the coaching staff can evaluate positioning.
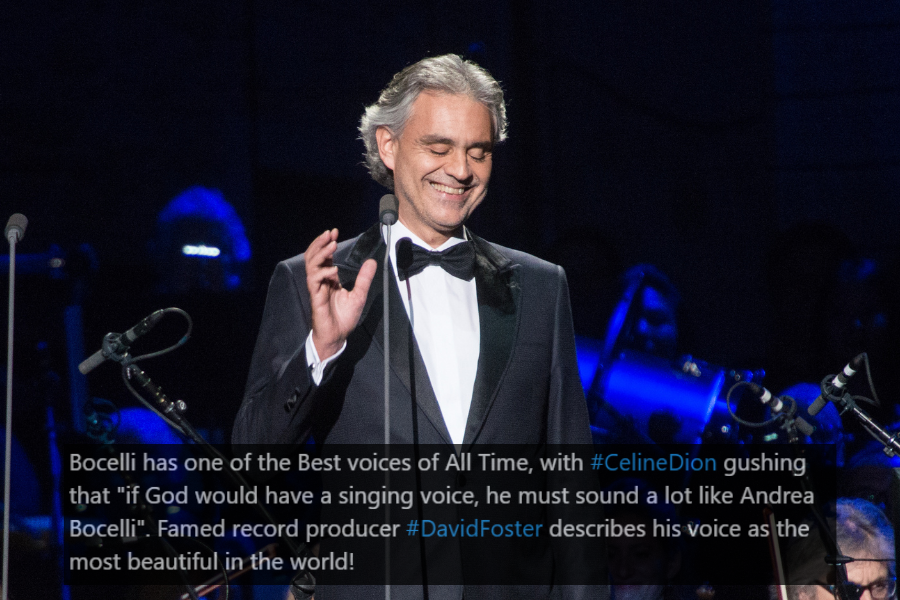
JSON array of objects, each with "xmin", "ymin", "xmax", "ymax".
[
  {"xmin": 483, "ymin": 241, "xmax": 563, "ymax": 280},
  {"xmin": 276, "ymin": 231, "xmax": 367, "ymax": 275}
]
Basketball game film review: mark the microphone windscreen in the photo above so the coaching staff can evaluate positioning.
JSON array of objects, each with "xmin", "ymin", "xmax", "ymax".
[
  {"xmin": 849, "ymin": 352, "xmax": 867, "ymax": 371},
  {"xmin": 379, "ymin": 194, "xmax": 399, "ymax": 225},
  {"xmin": 808, "ymin": 395, "xmax": 828, "ymax": 416},
  {"xmin": 795, "ymin": 418, "xmax": 816, "ymax": 437},
  {"xmin": 5, "ymin": 213, "xmax": 28, "ymax": 242},
  {"xmin": 79, "ymin": 350, "xmax": 106, "ymax": 375}
]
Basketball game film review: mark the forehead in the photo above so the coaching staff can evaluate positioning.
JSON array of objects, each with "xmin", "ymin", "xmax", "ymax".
[
  {"xmin": 846, "ymin": 557, "xmax": 889, "ymax": 585},
  {"xmin": 403, "ymin": 92, "xmax": 493, "ymax": 143}
]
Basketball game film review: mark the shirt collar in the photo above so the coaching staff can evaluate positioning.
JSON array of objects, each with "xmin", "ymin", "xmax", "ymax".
[
  {"xmin": 383, "ymin": 220, "xmax": 467, "ymax": 251},
  {"xmin": 383, "ymin": 221, "xmax": 468, "ymax": 282}
]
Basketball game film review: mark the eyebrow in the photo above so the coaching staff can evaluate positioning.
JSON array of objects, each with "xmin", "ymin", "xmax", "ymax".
[{"xmin": 418, "ymin": 135, "xmax": 493, "ymax": 150}]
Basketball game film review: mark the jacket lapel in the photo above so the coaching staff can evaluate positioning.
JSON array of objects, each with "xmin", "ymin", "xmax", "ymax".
[
  {"xmin": 337, "ymin": 224, "xmax": 453, "ymax": 445},
  {"xmin": 336, "ymin": 224, "xmax": 521, "ymax": 447},
  {"xmin": 462, "ymin": 228, "xmax": 521, "ymax": 447}
]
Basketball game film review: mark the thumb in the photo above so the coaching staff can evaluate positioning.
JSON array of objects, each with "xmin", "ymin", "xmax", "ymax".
[{"xmin": 350, "ymin": 258, "xmax": 378, "ymax": 307}]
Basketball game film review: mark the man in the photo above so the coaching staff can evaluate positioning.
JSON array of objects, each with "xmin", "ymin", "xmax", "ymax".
[
  {"xmin": 233, "ymin": 54, "xmax": 595, "ymax": 599},
  {"xmin": 784, "ymin": 498, "xmax": 895, "ymax": 600}
]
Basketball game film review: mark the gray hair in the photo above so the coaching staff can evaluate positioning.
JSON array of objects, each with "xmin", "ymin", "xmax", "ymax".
[
  {"xmin": 785, "ymin": 498, "xmax": 895, "ymax": 600},
  {"xmin": 834, "ymin": 497, "xmax": 895, "ymax": 573},
  {"xmin": 359, "ymin": 54, "xmax": 508, "ymax": 190}
]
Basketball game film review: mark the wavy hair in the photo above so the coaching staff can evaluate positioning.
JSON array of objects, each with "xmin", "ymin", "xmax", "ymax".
[
  {"xmin": 785, "ymin": 498, "xmax": 895, "ymax": 600},
  {"xmin": 359, "ymin": 54, "xmax": 508, "ymax": 190}
]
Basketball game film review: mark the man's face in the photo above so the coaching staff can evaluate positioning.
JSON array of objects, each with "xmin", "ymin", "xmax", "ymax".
[
  {"xmin": 629, "ymin": 286, "xmax": 678, "ymax": 358},
  {"xmin": 812, "ymin": 557, "xmax": 892, "ymax": 600},
  {"xmin": 377, "ymin": 92, "xmax": 493, "ymax": 248}
]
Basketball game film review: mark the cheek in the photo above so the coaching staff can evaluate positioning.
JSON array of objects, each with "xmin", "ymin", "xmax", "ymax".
[
  {"xmin": 475, "ymin": 161, "xmax": 492, "ymax": 183},
  {"xmin": 810, "ymin": 586, "xmax": 832, "ymax": 600}
]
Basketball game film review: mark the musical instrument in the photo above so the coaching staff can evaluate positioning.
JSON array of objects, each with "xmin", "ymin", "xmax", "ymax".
[{"xmin": 579, "ymin": 341, "xmax": 757, "ymax": 445}]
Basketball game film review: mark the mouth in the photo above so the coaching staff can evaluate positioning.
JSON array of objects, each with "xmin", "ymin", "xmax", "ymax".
[{"xmin": 429, "ymin": 182, "xmax": 468, "ymax": 196}]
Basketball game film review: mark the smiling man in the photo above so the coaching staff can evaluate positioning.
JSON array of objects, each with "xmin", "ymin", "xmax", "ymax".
[
  {"xmin": 376, "ymin": 91, "xmax": 493, "ymax": 248},
  {"xmin": 233, "ymin": 54, "xmax": 595, "ymax": 599}
]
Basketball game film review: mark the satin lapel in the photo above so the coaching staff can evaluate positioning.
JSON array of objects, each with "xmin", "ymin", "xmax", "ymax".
[
  {"xmin": 339, "ymin": 223, "xmax": 453, "ymax": 446},
  {"xmin": 462, "ymin": 230, "xmax": 520, "ymax": 447},
  {"xmin": 337, "ymin": 222, "xmax": 383, "ymax": 323}
]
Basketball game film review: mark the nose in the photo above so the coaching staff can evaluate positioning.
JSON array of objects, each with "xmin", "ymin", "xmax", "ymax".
[{"xmin": 444, "ymin": 149, "xmax": 473, "ymax": 182}]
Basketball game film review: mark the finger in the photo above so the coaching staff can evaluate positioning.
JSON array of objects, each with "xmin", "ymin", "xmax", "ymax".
[
  {"xmin": 309, "ymin": 265, "xmax": 342, "ymax": 307},
  {"xmin": 305, "ymin": 229, "xmax": 333, "ymax": 259},
  {"xmin": 307, "ymin": 234, "xmax": 344, "ymax": 306},
  {"xmin": 308, "ymin": 264, "xmax": 340, "ymax": 291},
  {"xmin": 305, "ymin": 228, "xmax": 342, "ymax": 267},
  {"xmin": 307, "ymin": 240, "xmax": 339, "ymax": 272},
  {"xmin": 349, "ymin": 259, "xmax": 378, "ymax": 307}
]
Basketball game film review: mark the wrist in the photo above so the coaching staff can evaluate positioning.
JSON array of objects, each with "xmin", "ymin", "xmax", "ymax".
[{"xmin": 312, "ymin": 332, "xmax": 343, "ymax": 361}]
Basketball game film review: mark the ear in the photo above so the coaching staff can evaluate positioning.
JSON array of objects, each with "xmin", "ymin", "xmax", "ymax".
[{"xmin": 375, "ymin": 126, "xmax": 397, "ymax": 171}]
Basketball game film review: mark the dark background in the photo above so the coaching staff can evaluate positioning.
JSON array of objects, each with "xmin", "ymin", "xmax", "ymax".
[{"xmin": 3, "ymin": 0, "xmax": 899, "ymax": 438}]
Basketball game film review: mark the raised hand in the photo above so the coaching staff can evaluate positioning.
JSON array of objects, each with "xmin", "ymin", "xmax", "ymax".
[{"xmin": 305, "ymin": 229, "xmax": 377, "ymax": 360}]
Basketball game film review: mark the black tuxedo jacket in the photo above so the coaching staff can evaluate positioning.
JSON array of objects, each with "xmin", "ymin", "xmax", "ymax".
[
  {"xmin": 232, "ymin": 224, "xmax": 599, "ymax": 600},
  {"xmin": 233, "ymin": 223, "xmax": 590, "ymax": 448}
]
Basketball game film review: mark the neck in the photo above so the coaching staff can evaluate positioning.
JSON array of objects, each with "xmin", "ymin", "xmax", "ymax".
[{"xmin": 397, "ymin": 217, "xmax": 463, "ymax": 249}]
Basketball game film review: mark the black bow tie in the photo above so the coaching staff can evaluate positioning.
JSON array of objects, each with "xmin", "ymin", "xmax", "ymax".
[{"xmin": 395, "ymin": 237, "xmax": 476, "ymax": 281}]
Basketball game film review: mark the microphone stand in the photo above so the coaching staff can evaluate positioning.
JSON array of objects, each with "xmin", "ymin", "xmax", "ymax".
[
  {"xmin": 383, "ymin": 223, "xmax": 392, "ymax": 600},
  {"xmin": 3, "ymin": 215, "xmax": 27, "ymax": 600},
  {"xmin": 379, "ymin": 198, "xmax": 398, "ymax": 600},
  {"xmin": 773, "ymin": 400, "xmax": 810, "ymax": 445},
  {"xmin": 761, "ymin": 394, "xmax": 855, "ymax": 600},
  {"xmin": 824, "ymin": 387, "xmax": 900, "ymax": 591},
  {"xmin": 824, "ymin": 391, "xmax": 900, "ymax": 456},
  {"xmin": 812, "ymin": 359, "xmax": 900, "ymax": 587},
  {"xmin": 87, "ymin": 344, "xmax": 317, "ymax": 596},
  {"xmin": 83, "ymin": 402, "xmax": 203, "ymax": 600}
]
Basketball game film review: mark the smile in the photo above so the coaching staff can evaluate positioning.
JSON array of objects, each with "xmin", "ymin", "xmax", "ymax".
[{"xmin": 429, "ymin": 182, "xmax": 467, "ymax": 195}]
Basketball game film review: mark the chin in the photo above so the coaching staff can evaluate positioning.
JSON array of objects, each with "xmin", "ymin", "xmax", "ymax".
[{"xmin": 429, "ymin": 217, "xmax": 467, "ymax": 234}]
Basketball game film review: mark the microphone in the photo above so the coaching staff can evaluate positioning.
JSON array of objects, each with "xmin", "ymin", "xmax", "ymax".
[
  {"xmin": 377, "ymin": 195, "xmax": 400, "ymax": 587},
  {"xmin": 747, "ymin": 383, "xmax": 815, "ymax": 437},
  {"xmin": 5, "ymin": 214, "xmax": 29, "ymax": 597},
  {"xmin": 808, "ymin": 353, "xmax": 866, "ymax": 416},
  {"xmin": 79, "ymin": 310, "xmax": 166, "ymax": 374},
  {"xmin": 379, "ymin": 194, "xmax": 398, "ymax": 226},
  {"xmin": 378, "ymin": 194, "xmax": 400, "ymax": 448},
  {"xmin": 5, "ymin": 214, "xmax": 28, "ymax": 243}
]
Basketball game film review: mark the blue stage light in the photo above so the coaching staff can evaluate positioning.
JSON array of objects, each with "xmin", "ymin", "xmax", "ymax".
[
  {"xmin": 182, "ymin": 244, "xmax": 221, "ymax": 258},
  {"xmin": 159, "ymin": 186, "xmax": 251, "ymax": 262}
]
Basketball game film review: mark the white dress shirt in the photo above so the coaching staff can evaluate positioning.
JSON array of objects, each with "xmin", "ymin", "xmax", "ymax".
[{"xmin": 305, "ymin": 221, "xmax": 480, "ymax": 444}]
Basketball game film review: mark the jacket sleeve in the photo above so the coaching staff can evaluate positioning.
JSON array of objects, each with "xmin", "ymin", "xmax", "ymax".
[
  {"xmin": 232, "ymin": 258, "xmax": 319, "ymax": 446},
  {"xmin": 548, "ymin": 265, "xmax": 593, "ymax": 445},
  {"xmin": 548, "ymin": 266, "xmax": 609, "ymax": 598}
]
